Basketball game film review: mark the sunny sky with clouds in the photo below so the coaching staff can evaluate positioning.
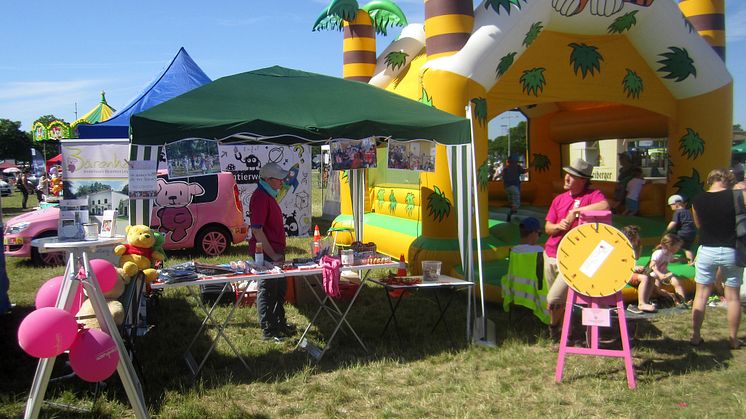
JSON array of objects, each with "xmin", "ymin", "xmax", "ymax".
[{"xmin": 1, "ymin": 0, "xmax": 744, "ymax": 137}]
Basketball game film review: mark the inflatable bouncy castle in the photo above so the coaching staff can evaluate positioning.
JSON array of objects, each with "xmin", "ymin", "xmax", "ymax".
[{"xmin": 317, "ymin": 0, "xmax": 731, "ymax": 283}]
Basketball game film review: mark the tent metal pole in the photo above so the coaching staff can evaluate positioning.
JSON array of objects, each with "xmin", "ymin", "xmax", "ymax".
[{"xmin": 466, "ymin": 105, "xmax": 490, "ymax": 344}]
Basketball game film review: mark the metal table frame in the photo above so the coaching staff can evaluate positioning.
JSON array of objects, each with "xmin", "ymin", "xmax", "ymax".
[
  {"xmin": 368, "ymin": 275, "xmax": 474, "ymax": 346},
  {"xmin": 150, "ymin": 271, "xmax": 285, "ymax": 378},
  {"xmin": 151, "ymin": 260, "xmax": 399, "ymax": 369},
  {"xmin": 292, "ymin": 261, "xmax": 399, "ymax": 361}
]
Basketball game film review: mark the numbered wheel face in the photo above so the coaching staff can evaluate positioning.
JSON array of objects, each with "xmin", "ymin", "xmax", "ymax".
[{"xmin": 557, "ymin": 223, "xmax": 635, "ymax": 297}]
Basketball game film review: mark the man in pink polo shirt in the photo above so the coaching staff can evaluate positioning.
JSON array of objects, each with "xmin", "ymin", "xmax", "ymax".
[{"xmin": 544, "ymin": 158, "xmax": 609, "ymax": 341}]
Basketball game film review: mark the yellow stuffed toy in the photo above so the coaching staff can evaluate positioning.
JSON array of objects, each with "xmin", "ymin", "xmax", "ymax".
[
  {"xmin": 76, "ymin": 267, "xmax": 130, "ymax": 330},
  {"xmin": 114, "ymin": 225, "xmax": 165, "ymax": 282}
]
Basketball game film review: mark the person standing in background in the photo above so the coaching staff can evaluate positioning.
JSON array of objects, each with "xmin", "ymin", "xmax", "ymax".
[
  {"xmin": 502, "ymin": 155, "xmax": 527, "ymax": 222},
  {"xmin": 622, "ymin": 167, "xmax": 645, "ymax": 216},
  {"xmin": 36, "ymin": 174, "xmax": 48, "ymax": 202},
  {"xmin": 690, "ymin": 169, "xmax": 744, "ymax": 349},
  {"xmin": 19, "ymin": 171, "xmax": 32, "ymax": 209}
]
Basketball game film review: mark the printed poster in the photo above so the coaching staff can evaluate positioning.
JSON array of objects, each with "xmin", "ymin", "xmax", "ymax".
[
  {"xmin": 387, "ymin": 139, "xmax": 436, "ymax": 172},
  {"xmin": 164, "ymin": 138, "xmax": 221, "ymax": 179},
  {"xmin": 61, "ymin": 139, "xmax": 130, "ymax": 218},
  {"xmin": 219, "ymin": 144, "xmax": 312, "ymax": 237},
  {"xmin": 330, "ymin": 137, "xmax": 377, "ymax": 171}
]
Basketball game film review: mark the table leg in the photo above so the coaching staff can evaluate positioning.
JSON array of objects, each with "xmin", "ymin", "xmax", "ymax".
[
  {"xmin": 431, "ymin": 288, "xmax": 456, "ymax": 346},
  {"xmin": 317, "ymin": 276, "xmax": 369, "ymax": 360},
  {"xmin": 296, "ymin": 277, "xmax": 339, "ymax": 350},
  {"xmin": 183, "ymin": 283, "xmax": 250, "ymax": 378},
  {"xmin": 380, "ymin": 287, "xmax": 406, "ymax": 347},
  {"xmin": 296, "ymin": 275, "xmax": 359, "ymax": 352}
]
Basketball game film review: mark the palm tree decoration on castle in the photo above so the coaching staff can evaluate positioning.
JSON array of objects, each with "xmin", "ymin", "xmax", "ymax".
[{"xmin": 313, "ymin": 0, "xmax": 408, "ymax": 82}]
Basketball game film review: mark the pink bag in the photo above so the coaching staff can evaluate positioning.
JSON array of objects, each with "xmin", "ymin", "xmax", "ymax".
[{"xmin": 321, "ymin": 256, "xmax": 341, "ymax": 298}]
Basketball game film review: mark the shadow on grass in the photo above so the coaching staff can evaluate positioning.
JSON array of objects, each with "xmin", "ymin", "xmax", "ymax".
[{"xmin": 130, "ymin": 278, "xmax": 482, "ymax": 410}]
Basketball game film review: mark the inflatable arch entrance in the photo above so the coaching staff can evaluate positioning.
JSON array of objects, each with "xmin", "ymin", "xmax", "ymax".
[{"xmin": 319, "ymin": 0, "xmax": 731, "ymax": 279}]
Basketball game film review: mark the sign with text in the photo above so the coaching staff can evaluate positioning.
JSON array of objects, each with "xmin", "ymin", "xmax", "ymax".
[
  {"xmin": 61, "ymin": 139, "xmax": 129, "ymax": 199},
  {"xmin": 127, "ymin": 160, "xmax": 158, "ymax": 199},
  {"xmin": 581, "ymin": 308, "xmax": 611, "ymax": 327}
]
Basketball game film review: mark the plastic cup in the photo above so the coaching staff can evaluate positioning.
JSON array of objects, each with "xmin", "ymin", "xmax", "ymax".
[
  {"xmin": 422, "ymin": 261, "xmax": 442, "ymax": 281},
  {"xmin": 341, "ymin": 249, "xmax": 354, "ymax": 267}
]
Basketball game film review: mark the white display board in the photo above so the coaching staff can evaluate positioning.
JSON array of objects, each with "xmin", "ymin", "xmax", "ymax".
[{"xmin": 219, "ymin": 144, "xmax": 312, "ymax": 237}]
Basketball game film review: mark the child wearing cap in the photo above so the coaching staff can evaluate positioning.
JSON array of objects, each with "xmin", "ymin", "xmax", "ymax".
[
  {"xmin": 517, "ymin": 217, "xmax": 543, "ymax": 248},
  {"xmin": 666, "ymin": 194, "xmax": 697, "ymax": 265}
]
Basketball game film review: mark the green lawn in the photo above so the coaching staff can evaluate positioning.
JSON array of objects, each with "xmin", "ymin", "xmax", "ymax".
[{"xmin": 2, "ymin": 180, "xmax": 746, "ymax": 417}]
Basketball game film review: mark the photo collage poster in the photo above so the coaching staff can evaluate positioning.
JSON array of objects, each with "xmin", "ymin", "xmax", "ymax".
[
  {"xmin": 61, "ymin": 139, "xmax": 130, "ymax": 218},
  {"xmin": 219, "ymin": 144, "xmax": 311, "ymax": 237},
  {"xmin": 164, "ymin": 138, "xmax": 221, "ymax": 179},
  {"xmin": 330, "ymin": 137, "xmax": 377, "ymax": 171},
  {"xmin": 387, "ymin": 139, "xmax": 436, "ymax": 172}
]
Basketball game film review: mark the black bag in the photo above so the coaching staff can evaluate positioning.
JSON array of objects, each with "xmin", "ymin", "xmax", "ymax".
[
  {"xmin": 199, "ymin": 283, "xmax": 235, "ymax": 305},
  {"xmin": 732, "ymin": 190, "xmax": 746, "ymax": 267}
]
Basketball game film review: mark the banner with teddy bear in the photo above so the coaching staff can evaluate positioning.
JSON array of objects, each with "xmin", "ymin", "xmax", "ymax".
[{"xmin": 218, "ymin": 144, "xmax": 312, "ymax": 237}]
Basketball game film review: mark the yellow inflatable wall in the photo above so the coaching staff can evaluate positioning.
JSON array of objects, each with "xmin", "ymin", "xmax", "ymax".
[{"xmin": 318, "ymin": 0, "xmax": 731, "ymax": 300}]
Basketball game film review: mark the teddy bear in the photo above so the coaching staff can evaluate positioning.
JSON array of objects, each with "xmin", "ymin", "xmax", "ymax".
[
  {"xmin": 76, "ymin": 267, "xmax": 130, "ymax": 330},
  {"xmin": 114, "ymin": 224, "xmax": 165, "ymax": 282}
]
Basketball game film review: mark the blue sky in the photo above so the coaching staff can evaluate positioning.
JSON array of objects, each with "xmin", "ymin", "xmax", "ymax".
[{"xmin": 1, "ymin": 0, "xmax": 745, "ymax": 137}]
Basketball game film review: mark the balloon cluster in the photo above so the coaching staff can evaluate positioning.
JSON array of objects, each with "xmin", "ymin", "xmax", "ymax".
[{"xmin": 17, "ymin": 259, "xmax": 121, "ymax": 382}]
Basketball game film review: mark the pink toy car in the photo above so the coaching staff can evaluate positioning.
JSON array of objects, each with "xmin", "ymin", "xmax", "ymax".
[{"xmin": 4, "ymin": 172, "xmax": 248, "ymax": 266}]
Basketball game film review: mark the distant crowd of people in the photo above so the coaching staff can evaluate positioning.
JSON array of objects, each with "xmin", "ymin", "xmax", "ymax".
[{"xmin": 8, "ymin": 166, "xmax": 61, "ymax": 209}]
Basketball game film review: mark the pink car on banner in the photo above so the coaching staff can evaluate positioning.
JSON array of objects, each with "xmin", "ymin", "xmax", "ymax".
[{"xmin": 4, "ymin": 172, "xmax": 247, "ymax": 266}]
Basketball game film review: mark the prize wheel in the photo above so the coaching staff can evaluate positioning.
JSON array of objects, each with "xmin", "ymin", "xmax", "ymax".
[{"xmin": 557, "ymin": 223, "xmax": 635, "ymax": 297}]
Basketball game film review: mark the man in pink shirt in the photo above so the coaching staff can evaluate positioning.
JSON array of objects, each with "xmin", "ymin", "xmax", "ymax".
[
  {"xmin": 250, "ymin": 162, "xmax": 293, "ymax": 342},
  {"xmin": 544, "ymin": 159, "xmax": 609, "ymax": 341}
]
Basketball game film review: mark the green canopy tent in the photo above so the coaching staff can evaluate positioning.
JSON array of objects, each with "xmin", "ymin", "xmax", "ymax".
[
  {"xmin": 129, "ymin": 66, "xmax": 486, "ymax": 340},
  {"xmin": 130, "ymin": 66, "xmax": 469, "ymax": 146}
]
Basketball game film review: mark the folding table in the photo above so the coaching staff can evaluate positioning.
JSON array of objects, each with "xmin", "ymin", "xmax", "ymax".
[
  {"xmin": 293, "ymin": 261, "xmax": 399, "ymax": 361},
  {"xmin": 368, "ymin": 274, "xmax": 474, "ymax": 346},
  {"xmin": 150, "ymin": 270, "xmax": 285, "ymax": 378}
]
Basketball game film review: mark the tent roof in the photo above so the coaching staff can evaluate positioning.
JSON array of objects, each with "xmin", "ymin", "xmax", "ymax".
[
  {"xmin": 130, "ymin": 66, "xmax": 471, "ymax": 146},
  {"xmin": 78, "ymin": 47, "xmax": 211, "ymax": 139},
  {"xmin": 71, "ymin": 92, "xmax": 116, "ymax": 129}
]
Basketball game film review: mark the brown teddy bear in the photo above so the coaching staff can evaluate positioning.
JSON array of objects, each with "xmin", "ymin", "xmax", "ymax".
[
  {"xmin": 76, "ymin": 267, "xmax": 130, "ymax": 330},
  {"xmin": 114, "ymin": 225, "xmax": 165, "ymax": 282}
]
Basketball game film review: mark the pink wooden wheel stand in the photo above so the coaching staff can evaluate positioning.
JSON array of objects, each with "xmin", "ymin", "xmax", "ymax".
[{"xmin": 555, "ymin": 288, "xmax": 636, "ymax": 389}]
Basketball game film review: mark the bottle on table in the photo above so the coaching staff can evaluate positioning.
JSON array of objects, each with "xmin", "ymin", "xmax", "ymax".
[{"xmin": 255, "ymin": 241, "xmax": 264, "ymax": 266}]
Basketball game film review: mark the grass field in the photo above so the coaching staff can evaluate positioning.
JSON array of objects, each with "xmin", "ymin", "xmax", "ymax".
[{"xmin": 2, "ymin": 182, "xmax": 746, "ymax": 418}]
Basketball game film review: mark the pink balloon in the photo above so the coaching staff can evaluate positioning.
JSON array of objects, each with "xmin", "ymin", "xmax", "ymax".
[
  {"xmin": 18, "ymin": 307, "xmax": 79, "ymax": 358},
  {"xmin": 69, "ymin": 329, "xmax": 120, "ymax": 382},
  {"xmin": 87, "ymin": 259, "xmax": 117, "ymax": 293},
  {"xmin": 35, "ymin": 276, "xmax": 84, "ymax": 313}
]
